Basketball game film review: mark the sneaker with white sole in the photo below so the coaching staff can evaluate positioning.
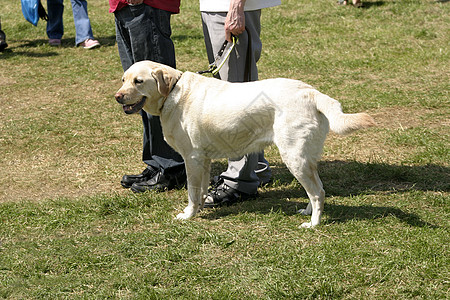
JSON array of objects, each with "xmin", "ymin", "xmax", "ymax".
[
  {"xmin": 204, "ymin": 177, "xmax": 258, "ymax": 208},
  {"xmin": 79, "ymin": 39, "xmax": 100, "ymax": 49}
]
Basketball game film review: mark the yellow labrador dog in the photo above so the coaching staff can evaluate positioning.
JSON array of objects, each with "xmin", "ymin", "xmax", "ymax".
[{"xmin": 115, "ymin": 61, "xmax": 375, "ymax": 228}]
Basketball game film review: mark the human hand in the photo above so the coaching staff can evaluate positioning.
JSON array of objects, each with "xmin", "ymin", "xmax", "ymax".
[
  {"xmin": 126, "ymin": 0, "xmax": 144, "ymax": 5},
  {"xmin": 225, "ymin": 0, "xmax": 246, "ymax": 42}
]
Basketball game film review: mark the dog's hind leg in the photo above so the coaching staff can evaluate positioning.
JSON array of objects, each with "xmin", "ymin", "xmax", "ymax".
[
  {"xmin": 275, "ymin": 133, "xmax": 326, "ymax": 228},
  {"xmin": 297, "ymin": 162, "xmax": 325, "ymax": 228},
  {"xmin": 199, "ymin": 159, "xmax": 211, "ymax": 210},
  {"xmin": 283, "ymin": 156, "xmax": 325, "ymax": 228},
  {"xmin": 176, "ymin": 156, "xmax": 211, "ymax": 220}
]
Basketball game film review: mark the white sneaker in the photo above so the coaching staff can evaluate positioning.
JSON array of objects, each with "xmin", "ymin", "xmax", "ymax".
[{"xmin": 79, "ymin": 39, "xmax": 100, "ymax": 49}]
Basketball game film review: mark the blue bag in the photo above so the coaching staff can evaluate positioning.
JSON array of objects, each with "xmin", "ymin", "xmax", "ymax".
[
  {"xmin": 21, "ymin": 0, "xmax": 39, "ymax": 26},
  {"xmin": 21, "ymin": 0, "xmax": 48, "ymax": 26}
]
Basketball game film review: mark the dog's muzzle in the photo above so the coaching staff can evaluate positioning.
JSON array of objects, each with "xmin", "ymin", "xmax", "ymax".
[{"xmin": 115, "ymin": 93, "xmax": 146, "ymax": 115}]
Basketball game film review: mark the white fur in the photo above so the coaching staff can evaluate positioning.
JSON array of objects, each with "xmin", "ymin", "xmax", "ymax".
[{"xmin": 115, "ymin": 61, "xmax": 375, "ymax": 228}]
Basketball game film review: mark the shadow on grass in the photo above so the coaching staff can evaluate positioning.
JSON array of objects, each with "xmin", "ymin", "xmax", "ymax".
[
  {"xmin": 360, "ymin": 1, "xmax": 386, "ymax": 9},
  {"xmin": 0, "ymin": 45, "xmax": 58, "ymax": 58},
  {"xmin": 0, "ymin": 35, "xmax": 117, "ymax": 58},
  {"xmin": 202, "ymin": 192, "xmax": 438, "ymax": 228},
  {"xmin": 271, "ymin": 160, "xmax": 449, "ymax": 196},
  {"xmin": 202, "ymin": 160, "xmax": 447, "ymax": 228},
  {"xmin": 97, "ymin": 35, "xmax": 118, "ymax": 47},
  {"xmin": 324, "ymin": 203, "xmax": 438, "ymax": 228}
]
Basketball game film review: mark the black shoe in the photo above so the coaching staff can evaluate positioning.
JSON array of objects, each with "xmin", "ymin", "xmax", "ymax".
[
  {"xmin": 204, "ymin": 177, "xmax": 258, "ymax": 208},
  {"xmin": 0, "ymin": 30, "xmax": 7, "ymax": 52},
  {"xmin": 121, "ymin": 167, "xmax": 158, "ymax": 188},
  {"xmin": 130, "ymin": 168, "xmax": 186, "ymax": 193}
]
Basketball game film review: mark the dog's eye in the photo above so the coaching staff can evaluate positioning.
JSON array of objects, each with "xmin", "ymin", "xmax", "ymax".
[{"xmin": 134, "ymin": 78, "xmax": 143, "ymax": 84}]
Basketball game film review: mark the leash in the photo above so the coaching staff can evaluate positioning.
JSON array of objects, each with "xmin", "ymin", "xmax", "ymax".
[
  {"xmin": 197, "ymin": 28, "xmax": 251, "ymax": 82},
  {"xmin": 243, "ymin": 27, "xmax": 252, "ymax": 82},
  {"xmin": 197, "ymin": 35, "xmax": 238, "ymax": 76}
]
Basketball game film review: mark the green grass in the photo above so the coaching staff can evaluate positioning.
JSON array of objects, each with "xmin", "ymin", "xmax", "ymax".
[
  {"xmin": 0, "ymin": 0, "xmax": 449, "ymax": 298},
  {"xmin": 0, "ymin": 191, "xmax": 448, "ymax": 298}
]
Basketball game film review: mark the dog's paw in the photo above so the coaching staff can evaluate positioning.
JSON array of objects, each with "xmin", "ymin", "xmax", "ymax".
[
  {"xmin": 176, "ymin": 212, "xmax": 193, "ymax": 220},
  {"xmin": 300, "ymin": 222, "xmax": 313, "ymax": 228},
  {"xmin": 176, "ymin": 207, "xmax": 198, "ymax": 220}
]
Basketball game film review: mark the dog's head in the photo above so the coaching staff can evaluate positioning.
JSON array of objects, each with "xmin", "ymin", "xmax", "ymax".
[{"xmin": 115, "ymin": 61, "xmax": 182, "ymax": 115}]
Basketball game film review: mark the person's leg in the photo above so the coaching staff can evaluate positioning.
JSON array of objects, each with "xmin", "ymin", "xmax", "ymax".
[
  {"xmin": 115, "ymin": 5, "xmax": 184, "ymax": 191},
  {"xmin": 201, "ymin": 11, "xmax": 270, "ymax": 198},
  {"xmin": 126, "ymin": 5, "xmax": 182, "ymax": 170},
  {"xmin": 114, "ymin": 12, "xmax": 133, "ymax": 71},
  {"xmin": 70, "ymin": 0, "xmax": 95, "ymax": 45},
  {"xmin": 115, "ymin": 12, "xmax": 155, "ymax": 188},
  {"xmin": 46, "ymin": 0, "xmax": 64, "ymax": 40},
  {"xmin": 0, "ymin": 18, "xmax": 7, "ymax": 51},
  {"xmin": 141, "ymin": 112, "xmax": 184, "ymax": 171}
]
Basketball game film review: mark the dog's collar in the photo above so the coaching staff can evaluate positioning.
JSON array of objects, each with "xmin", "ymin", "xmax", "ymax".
[
  {"xmin": 159, "ymin": 72, "xmax": 182, "ymax": 114},
  {"xmin": 170, "ymin": 75, "xmax": 180, "ymax": 95},
  {"xmin": 166, "ymin": 72, "xmax": 182, "ymax": 98}
]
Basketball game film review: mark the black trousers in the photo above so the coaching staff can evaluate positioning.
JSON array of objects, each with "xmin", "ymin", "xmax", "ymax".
[{"xmin": 114, "ymin": 4, "xmax": 184, "ymax": 172}]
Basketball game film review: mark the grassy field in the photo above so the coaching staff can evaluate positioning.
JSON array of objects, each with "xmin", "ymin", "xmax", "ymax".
[{"xmin": 0, "ymin": 0, "xmax": 449, "ymax": 298}]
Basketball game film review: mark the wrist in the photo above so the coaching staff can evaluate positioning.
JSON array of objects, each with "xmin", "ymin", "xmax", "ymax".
[{"xmin": 229, "ymin": 0, "xmax": 246, "ymax": 13}]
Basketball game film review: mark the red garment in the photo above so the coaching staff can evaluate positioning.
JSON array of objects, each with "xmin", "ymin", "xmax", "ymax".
[{"xmin": 109, "ymin": 0, "xmax": 180, "ymax": 13}]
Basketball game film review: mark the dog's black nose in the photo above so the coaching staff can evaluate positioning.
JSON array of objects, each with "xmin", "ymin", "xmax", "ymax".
[{"xmin": 115, "ymin": 92, "xmax": 124, "ymax": 103}]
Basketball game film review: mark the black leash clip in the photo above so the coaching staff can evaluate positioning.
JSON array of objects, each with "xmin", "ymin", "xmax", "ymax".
[{"xmin": 197, "ymin": 35, "xmax": 238, "ymax": 75}]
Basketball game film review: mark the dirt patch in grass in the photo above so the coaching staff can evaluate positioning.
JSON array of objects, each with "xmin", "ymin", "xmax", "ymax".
[{"xmin": 323, "ymin": 106, "xmax": 448, "ymax": 164}]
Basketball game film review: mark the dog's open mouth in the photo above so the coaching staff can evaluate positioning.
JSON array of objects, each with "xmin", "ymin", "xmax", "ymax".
[{"xmin": 122, "ymin": 97, "xmax": 146, "ymax": 114}]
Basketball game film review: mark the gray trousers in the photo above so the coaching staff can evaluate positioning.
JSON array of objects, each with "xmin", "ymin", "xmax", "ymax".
[{"xmin": 201, "ymin": 10, "xmax": 271, "ymax": 194}]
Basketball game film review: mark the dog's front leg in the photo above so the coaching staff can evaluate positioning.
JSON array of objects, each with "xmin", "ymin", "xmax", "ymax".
[
  {"xmin": 176, "ymin": 157, "xmax": 211, "ymax": 220},
  {"xmin": 176, "ymin": 185, "xmax": 202, "ymax": 220}
]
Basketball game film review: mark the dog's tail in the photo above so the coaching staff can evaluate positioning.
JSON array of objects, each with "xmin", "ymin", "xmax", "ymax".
[{"xmin": 315, "ymin": 92, "xmax": 376, "ymax": 135}]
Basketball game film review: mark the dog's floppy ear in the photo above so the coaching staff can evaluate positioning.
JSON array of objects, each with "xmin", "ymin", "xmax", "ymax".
[{"xmin": 151, "ymin": 68, "xmax": 180, "ymax": 97}]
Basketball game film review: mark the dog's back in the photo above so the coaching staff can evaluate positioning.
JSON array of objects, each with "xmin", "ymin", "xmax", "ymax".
[{"xmin": 169, "ymin": 74, "xmax": 375, "ymax": 161}]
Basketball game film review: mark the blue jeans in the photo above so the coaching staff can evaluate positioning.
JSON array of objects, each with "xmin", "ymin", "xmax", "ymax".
[
  {"xmin": 70, "ymin": 0, "xmax": 95, "ymax": 45},
  {"xmin": 46, "ymin": 0, "xmax": 64, "ymax": 39},
  {"xmin": 114, "ymin": 4, "xmax": 184, "ymax": 173},
  {"xmin": 46, "ymin": 0, "xmax": 95, "ymax": 45}
]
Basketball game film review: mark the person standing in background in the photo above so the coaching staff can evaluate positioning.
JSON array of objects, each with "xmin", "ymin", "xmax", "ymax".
[
  {"xmin": 47, "ymin": 0, "xmax": 100, "ymax": 48},
  {"xmin": 109, "ymin": 0, "xmax": 186, "ymax": 193}
]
